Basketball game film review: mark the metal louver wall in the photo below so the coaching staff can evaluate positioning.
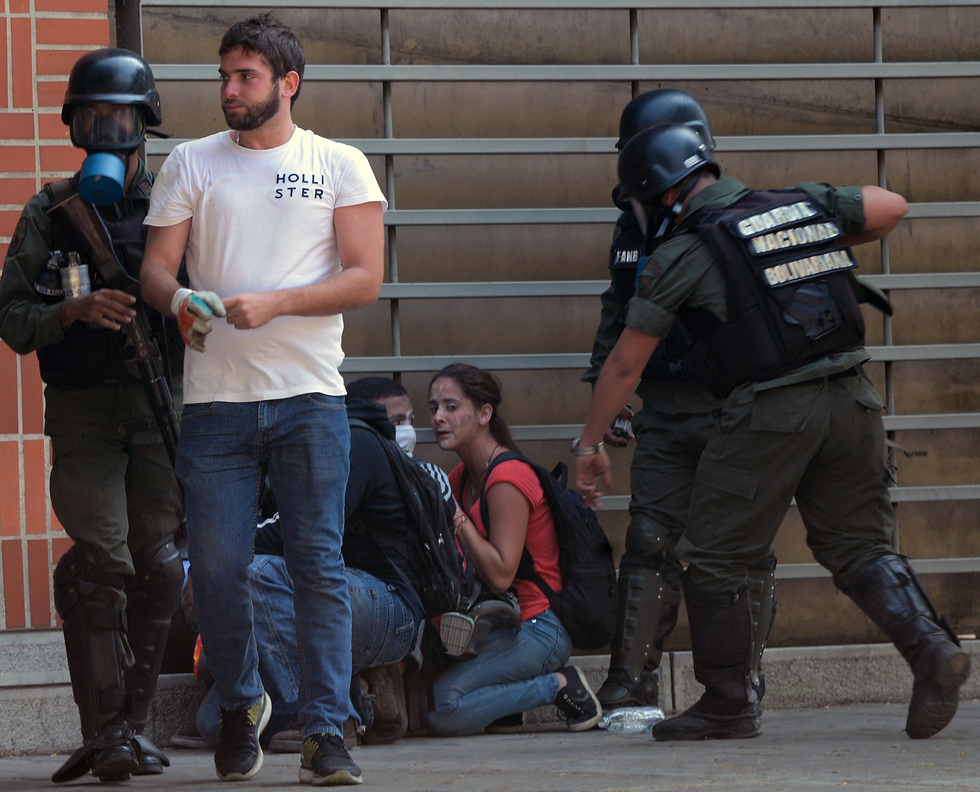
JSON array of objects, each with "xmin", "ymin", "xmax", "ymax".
[{"xmin": 140, "ymin": 1, "xmax": 980, "ymax": 634}]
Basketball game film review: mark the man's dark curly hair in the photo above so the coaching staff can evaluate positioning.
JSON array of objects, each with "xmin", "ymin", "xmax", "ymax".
[{"xmin": 219, "ymin": 13, "xmax": 305, "ymax": 107}]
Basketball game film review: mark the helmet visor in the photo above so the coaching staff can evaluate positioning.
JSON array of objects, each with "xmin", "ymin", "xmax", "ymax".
[{"xmin": 71, "ymin": 103, "xmax": 145, "ymax": 151}]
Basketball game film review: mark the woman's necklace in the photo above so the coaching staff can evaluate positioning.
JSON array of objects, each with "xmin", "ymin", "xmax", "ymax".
[{"xmin": 468, "ymin": 443, "xmax": 500, "ymax": 502}]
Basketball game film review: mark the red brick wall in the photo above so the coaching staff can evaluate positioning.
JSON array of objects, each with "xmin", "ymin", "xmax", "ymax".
[{"xmin": 0, "ymin": 1, "xmax": 109, "ymax": 630}]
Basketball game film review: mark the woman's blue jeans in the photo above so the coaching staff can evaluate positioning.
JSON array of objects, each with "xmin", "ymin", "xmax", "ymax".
[
  {"xmin": 420, "ymin": 608, "xmax": 572, "ymax": 737},
  {"xmin": 197, "ymin": 556, "xmax": 421, "ymax": 747},
  {"xmin": 177, "ymin": 394, "xmax": 351, "ymax": 740}
]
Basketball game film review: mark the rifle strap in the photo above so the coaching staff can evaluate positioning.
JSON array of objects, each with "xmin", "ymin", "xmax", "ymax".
[
  {"xmin": 43, "ymin": 184, "xmax": 137, "ymax": 295},
  {"xmin": 43, "ymin": 176, "xmax": 79, "ymax": 208}
]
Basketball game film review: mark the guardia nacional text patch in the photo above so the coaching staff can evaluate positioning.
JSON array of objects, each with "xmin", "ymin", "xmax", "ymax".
[{"xmin": 734, "ymin": 200, "xmax": 819, "ymax": 237}]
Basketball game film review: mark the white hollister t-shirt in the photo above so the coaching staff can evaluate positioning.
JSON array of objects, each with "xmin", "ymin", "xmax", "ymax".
[{"xmin": 145, "ymin": 127, "xmax": 387, "ymax": 404}]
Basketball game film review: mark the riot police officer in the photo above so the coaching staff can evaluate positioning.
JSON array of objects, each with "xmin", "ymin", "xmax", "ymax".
[
  {"xmin": 0, "ymin": 49, "xmax": 184, "ymax": 781},
  {"xmin": 575, "ymin": 124, "xmax": 969, "ymax": 741},
  {"xmin": 584, "ymin": 90, "xmax": 777, "ymax": 713}
]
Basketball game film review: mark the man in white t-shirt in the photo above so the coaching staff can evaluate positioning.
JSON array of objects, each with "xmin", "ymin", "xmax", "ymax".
[{"xmin": 140, "ymin": 14, "xmax": 385, "ymax": 787}]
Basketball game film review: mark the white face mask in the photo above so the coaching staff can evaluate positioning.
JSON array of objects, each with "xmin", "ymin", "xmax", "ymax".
[{"xmin": 395, "ymin": 423, "xmax": 417, "ymax": 457}]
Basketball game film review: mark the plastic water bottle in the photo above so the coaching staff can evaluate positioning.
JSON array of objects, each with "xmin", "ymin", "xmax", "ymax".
[{"xmin": 597, "ymin": 706, "xmax": 665, "ymax": 733}]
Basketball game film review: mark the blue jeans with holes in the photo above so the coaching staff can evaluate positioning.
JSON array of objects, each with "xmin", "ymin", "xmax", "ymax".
[
  {"xmin": 420, "ymin": 608, "xmax": 572, "ymax": 736},
  {"xmin": 177, "ymin": 394, "xmax": 351, "ymax": 739},
  {"xmin": 196, "ymin": 556, "xmax": 421, "ymax": 747}
]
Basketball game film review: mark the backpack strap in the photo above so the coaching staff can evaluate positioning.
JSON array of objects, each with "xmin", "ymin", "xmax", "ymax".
[
  {"xmin": 471, "ymin": 451, "xmax": 560, "ymax": 604},
  {"xmin": 347, "ymin": 417, "xmax": 428, "ymax": 615}
]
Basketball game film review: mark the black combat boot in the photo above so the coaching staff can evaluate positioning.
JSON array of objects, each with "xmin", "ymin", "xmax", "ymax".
[
  {"xmin": 847, "ymin": 554, "xmax": 970, "ymax": 739},
  {"xmin": 597, "ymin": 565, "xmax": 667, "ymax": 709},
  {"xmin": 650, "ymin": 574, "xmax": 761, "ymax": 741},
  {"xmin": 51, "ymin": 543, "xmax": 139, "ymax": 784},
  {"xmin": 124, "ymin": 535, "xmax": 184, "ymax": 774}
]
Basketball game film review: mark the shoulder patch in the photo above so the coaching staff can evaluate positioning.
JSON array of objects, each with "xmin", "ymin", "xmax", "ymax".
[
  {"xmin": 7, "ymin": 216, "xmax": 28, "ymax": 258},
  {"xmin": 636, "ymin": 272, "xmax": 655, "ymax": 300},
  {"xmin": 640, "ymin": 257, "xmax": 661, "ymax": 280}
]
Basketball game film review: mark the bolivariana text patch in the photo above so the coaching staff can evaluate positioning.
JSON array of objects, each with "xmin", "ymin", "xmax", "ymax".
[{"xmin": 762, "ymin": 250, "xmax": 855, "ymax": 287}]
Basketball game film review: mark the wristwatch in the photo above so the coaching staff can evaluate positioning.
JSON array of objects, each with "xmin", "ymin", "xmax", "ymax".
[{"xmin": 571, "ymin": 438, "xmax": 604, "ymax": 457}]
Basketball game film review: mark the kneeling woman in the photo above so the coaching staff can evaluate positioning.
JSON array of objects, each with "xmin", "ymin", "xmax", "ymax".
[{"xmin": 422, "ymin": 363, "xmax": 601, "ymax": 736}]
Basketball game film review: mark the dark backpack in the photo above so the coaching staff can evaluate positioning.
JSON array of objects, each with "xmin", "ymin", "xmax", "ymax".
[
  {"xmin": 469, "ymin": 451, "xmax": 617, "ymax": 650},
  {"xmin": 349, "ymin": 418, "xmax": 464, "ymax": 618}
]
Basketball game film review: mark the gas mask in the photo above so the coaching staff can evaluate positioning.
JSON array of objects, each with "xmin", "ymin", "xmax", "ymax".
[
  {"xmin": 395, "ymin": 424, "xmax": 417, "ymax": 457},
  {"xmin": 630, "ymin": 196, "xmax": 684, "ymax": 252},
  {"xmin": 70, "ymin": 104, "xmax": 145, "ymax": 205},
  {"xmin": 628, "ymin": 170, "xmax": 702, "ymax": 254}
]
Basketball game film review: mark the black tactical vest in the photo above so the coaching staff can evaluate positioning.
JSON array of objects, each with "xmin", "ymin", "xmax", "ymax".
[
  {"xmin": 673, "ymin": 188, "xmax": 866, "ymax": 397},
  {"xmin": 610, "ymin": 209, "xmax": 707, "ymax": 384},
  {"xmin": 36, "ymin": 176, "xmax": 183, "ymax": 389}
]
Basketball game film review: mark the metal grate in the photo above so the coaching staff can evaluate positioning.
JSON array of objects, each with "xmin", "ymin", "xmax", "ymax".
[{"xmin": 142, "ymin": 0, "xmax": 980, "ymax": 579}]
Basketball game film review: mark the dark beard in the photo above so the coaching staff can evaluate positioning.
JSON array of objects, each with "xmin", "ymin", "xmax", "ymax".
[{"xmin": 223, "ymin": 84, "xmax": 281, "ymax": 131}]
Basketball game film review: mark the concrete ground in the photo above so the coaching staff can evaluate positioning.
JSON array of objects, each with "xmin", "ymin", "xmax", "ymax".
[{"xmin": 2, "ymin": 702, "xmax": 978, "ymax": 792}]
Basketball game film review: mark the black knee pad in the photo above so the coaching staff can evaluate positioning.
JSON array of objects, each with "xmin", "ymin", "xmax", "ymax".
[
  {"xmin": 54, "ymin": 541, "xmax": 126, "ymax": 620},
  {"xmin": 127, "ymin": 535, "xmax": 184, "ymax": 620},
  {"xmin": 54, "ymin": 546, "xmax": 81, "ymax": 621},
  {"xmin": 623, "ymin": 515, "xmax": 668, "ymax": 568},
  {"xmin": 124, "ymin": 535, "xmax": 185, "ymax": 731}
]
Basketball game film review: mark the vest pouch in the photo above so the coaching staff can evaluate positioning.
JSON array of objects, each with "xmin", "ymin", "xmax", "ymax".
[{"xmin": 781, "ymin": 281, "xmax": 846, "ymax": 340}]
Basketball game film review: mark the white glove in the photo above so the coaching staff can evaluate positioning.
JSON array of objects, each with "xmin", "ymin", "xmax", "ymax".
[{"xmin": 172, "ymin": 288, "xmax": 227, "ymax": 353}]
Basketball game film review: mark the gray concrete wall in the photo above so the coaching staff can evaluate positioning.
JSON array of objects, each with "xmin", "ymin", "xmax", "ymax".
[
  {"xmin": 2, "ymin": 627, "xmax": 977, "ymax": 754},
  {"xmin": 0, "ymin": 629, "xmax": 203, "ymax": 756}
]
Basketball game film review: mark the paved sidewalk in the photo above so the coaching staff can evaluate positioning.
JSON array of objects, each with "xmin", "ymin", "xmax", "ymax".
[{"xmin": 2, "ymin": 702, "xmax": 978, "ymax": 791}]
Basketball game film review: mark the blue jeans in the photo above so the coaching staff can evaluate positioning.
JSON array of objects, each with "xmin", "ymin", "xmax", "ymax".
[
  {"xmin": 177, "ymin": 394, "xmax": 351, "ymax": 739},
  {"xmin": 420, "ymin": 608, "xmax": 572, "ymax": 736},
  {"xmin": 196, "ymin": 556, "xmax": 421, "ymax": 747}
]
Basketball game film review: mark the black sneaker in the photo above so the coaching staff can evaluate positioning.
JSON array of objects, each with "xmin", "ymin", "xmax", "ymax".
[
  {"xmin": 299, "ymin": 733, "xmax": 363, "ymax": 786},
  {"xmin": 554, "ymin": 666, "xmax": 602, "ymax": 732},
  {"xmin": 214, "ymin": 691, "xmax": 271, "ymax": 782}
]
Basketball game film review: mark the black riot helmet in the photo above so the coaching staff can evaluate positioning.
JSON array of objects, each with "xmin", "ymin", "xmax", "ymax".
[
  {"xmin": 618, "ymin": 124, "xmax": 718, "ymax": 204},
  {"xmin": 616, "ymin": 89, "xmax": 715, "ymax": 151},
  {"xmin": 62, "ymin": 48, "xmax": 162, "ymax": 152},
  {"xmin": 618, "ymin": 124, "xmax": 720, "ymax": 247}
]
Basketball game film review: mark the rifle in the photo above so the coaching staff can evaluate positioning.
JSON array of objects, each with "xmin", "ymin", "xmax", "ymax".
[{"xmin": 45, "ymin": 189, "xmax": 180, "ymax": 468}]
